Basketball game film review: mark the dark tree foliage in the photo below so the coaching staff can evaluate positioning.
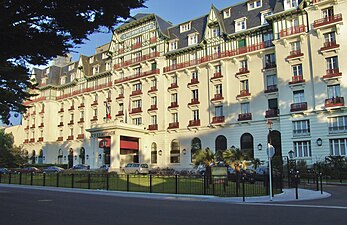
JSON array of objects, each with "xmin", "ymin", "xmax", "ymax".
[
  {"xmin": 0, "ymin": 129, "xmax": 27, "ymax": 167},
  {"xmin": 0, "ymin": 0, "xmax": 146, "ymax": 124}
]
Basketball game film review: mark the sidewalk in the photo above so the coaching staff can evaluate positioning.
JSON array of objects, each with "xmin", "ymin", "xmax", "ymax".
[{"xmin": 0, "ymin": 183, "xmax": 331, "ymax": 203}]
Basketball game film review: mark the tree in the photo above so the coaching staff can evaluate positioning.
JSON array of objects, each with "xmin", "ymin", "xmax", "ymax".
[
  {"xmin": 0, "ymin": 129, "xmax": 28, "ymax": 167},
  {"xmin": 0, "ymin": 0, "xmax": 146, "ymax": 124},
  {"xmin": 192, "ymin": 148, "xmax": 215, "ymax": 166}
]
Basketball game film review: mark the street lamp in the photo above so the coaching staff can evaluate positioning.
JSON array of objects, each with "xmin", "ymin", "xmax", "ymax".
[
  {"xmin": 288, "ymin": 150, "xmax": 299, "ymax": 199},
  {"xmin": 266, "ymin": 119, "xmax": 274, "ymax": 201}
]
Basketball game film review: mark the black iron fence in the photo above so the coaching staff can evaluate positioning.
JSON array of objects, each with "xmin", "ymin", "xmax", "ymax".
[{"xmin": 0, "ymin": 172, "xmax": 283, "ymax": 198}]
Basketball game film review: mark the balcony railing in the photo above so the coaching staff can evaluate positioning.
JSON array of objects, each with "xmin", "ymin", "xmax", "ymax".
[
  {"xmin": 188, "ymin": 78, "xmax": 199, "ymax": 85},
  {"xmin": 90, "ymin": 116, "xmax": 98, "ymax": 121},
  {"xmin": 57, "ymin": 137, "xmax": 63, "ymax": 141},
  {"xmin": 148, "ymin": 86, "xmax": 158, "ymax": 93},
  {"xmin": 131, "ymin": 42, "xmax": 142, "ymax": 50},
  {"xmin": 325, "ymin": 97, "xmax": 344, "ymax": 108},
  {"xmin": 30, "ymin": 138, "xmax": 35, "ymax": 143},
  {"xmin": 148, "ymin": 104, "xmax": 158, "ymax": 111},
  {"xmin": 130, "ymin": 107, "xmax": 142, "ymax": 114},
  {"xmin": 24, "ymin": 139, "xmax": 29, "ymax": 144},
  {"xmin": 57, "ymin": 122, "xmax": 63, "ymax": 127},
  {"xmin": 238, "ymin": 113, "xmax": 252, "ymax": 121},
  {"xmin": 58, "ymin": 108, "xmax": 64, "ymax": 113},
  {"xmin": 78, "ymin": 118, "xmax": 84, "ymax": 124},
  {"xmin": 313, "ymin": 14, "xmax": 343, "ymax": 28},
  {"xmin": 321, "ymin": 41, "xmax": 340, "ymax": 51},
  {"xmin": 130, "ymin": 90, "xmax": 143, "ymax": 97},
  {"xmin": 237, "ymin": 90, "xmax": 251, "ymax": 98},
  {"xmin": 77, "ymin": 134, "xmax": 85, "ymax": 139},
  {"xmin": 116, "ymin": 94, "xmax": 124, "ymax": 100},
  {"xmin": 56, "ymin": 82, "xmax": 112, "ymax": 100},
  {"xmin": 211, "ymin": 94, "xmax": 223, "ymax": 101},
  {"xmin": 114, "ymin": 52, "xmax": 160, "ymax": 69},
  {"xmin": 289, "ymin": 75, "xmax": 305, "ymax": 84},
  {"xmin": 264, "ymin": 85, "xmax": 278, "ymax": 93},
  {"xmin": 115, "ymin": 69, "xmax": 160, "ymax": 84},
  {"xmin": 290, "ymin": 102, "xmax": 308, "ymax": 112},
  {"xmin": 91, "ymin": 101, "xmax": 98, "ymax": 106},
  {"xmin": 188, "ymin": 119, "xmax": 200, "ymax": 127},
  {"xmin": 24, "ymin": 125, "xmax": 29, "ymax": 130},
  {"xmin": 31, "ymin": 124, "xmax": 35, "ymax": 129},
  {"xmin": 323, "ymin": 68, "xmax": 342, "ymax": 79},
  {"xmin": 188, "ymin": 98, "xmax": 200, "ymax": 105},
  {"xmin": 211, "ymin": 72, "xmax": 223, "ymax": 80},
  {"xmin": 150, "ymin": 37, "xmax": 157, "ymax": 43},
  {"xmin": 168, "ymin": 102, "xmax": 179, "ymax": 109},
  {"xmin": 235, "ymin": 68, "xmax": 249, "ymax": 76},
  {"xmin": 287, "ymin": 50, "xmax": 303, "ymax": 59},
  {"xmin": 68, "ymin": 106, "xmax": 75, "ymax": 111},
  {"xmin": 168, "ymin": 122, "xmax": 179, "ymax": 129},
  {"xmin": 264, "ymin": 62, "xmax": 277, "ymax": 70},
  {"xmin": 37, "ymin": 137, "xmax": 44, "ymax": 142},
  {"xmin": 38, "ymin": 123, "xmax": 44, "ymax": 128},
  {"xmin": 67, "ymin": 135, "xmax": 74, "ymax": 141},
  {"xmin": 23, "ymin": 96, "xmax": 46, "ymax": 106},
  {"xmin": 116, "ymin": 111, "xmax": 124, "ymax": 116},
  {"xmin": 148, "ymin": 124, "xmax": 158, "ymax": 131},
  {"xmin": 265, "ymin": 109, "xmax": 279, "ymax": 118},
  {"xmin": 212, "ymin": 116, "xmax": 225, "ymax": 124},
  {"xmin": 68, "ymin": 120, "xmax": 74, "ymax": 126},
  {"xmin": 280, "ymin": 25, "xmax": 306, "ymax": 38},
  {"xmin": 39, "ymin": 110, "xmax": 45, "ymax": 115},
  {"xmin": 168, "ymin": 83, "xmax": 178, "ymax": 90},
  {"xmin": 78, "ymin": 103, "xmax": 85, "ymax": 109}
]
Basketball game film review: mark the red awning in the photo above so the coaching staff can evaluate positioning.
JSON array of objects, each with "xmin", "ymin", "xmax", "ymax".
[
  {"xmin": 99, "ymin": 138, "xmax": 111, "ymax": 148},
  {"xmin": 120, "ymin": 140, "xmax": 138, "ymax": 150}
]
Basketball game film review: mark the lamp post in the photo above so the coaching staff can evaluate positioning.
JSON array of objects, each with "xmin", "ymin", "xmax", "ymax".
[
  {"xmin": 283, "ymin": 155, "xmax": 291, "ymax": 188},
  {"xmin": 288, "ymin": 150, "xmax": 299, "ymax": 199},
  {"xmin": 267, "ymin": 119, "xmax": 274, "ymax": 200}
]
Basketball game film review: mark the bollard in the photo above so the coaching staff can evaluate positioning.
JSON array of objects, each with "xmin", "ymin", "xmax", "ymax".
[
  {"xmin": 320, "ymin": 173, "xmax": 323, "ymax": 195},
  {"xmin": 175, "ymin": 174, "xmax": 178, "ymax": 194},
  {"xmin": 30, "ymin": 172, "xmax": 33, "ymax": 185},
  {"xmin": 242, "ymin": 176, "xmax": 245, "ymax": 202},
  {"xmin": 295, "ymin": 172, "xmax": 299, "ymax": 200},
  {"xmin": 43, "ymin": 173, "xmax": 45, "ymax": 186},
  {"xmin": 316, "ymin": 173, "xmax": 319, "ymax": 191},
  {"xmin": 87, "ymin": 173, "xmax": 91, "ymax": 189},
  {"xmin": 126, "ymin": 174, "xmax": 129, "ymax": 192},
  {"xmin": 149, "ymin": 175, "xmax": 152, "ymax": 193}
]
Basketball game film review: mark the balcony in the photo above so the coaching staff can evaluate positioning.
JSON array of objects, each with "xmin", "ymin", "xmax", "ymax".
[
  {"xmin": 168, "ymin": 102, "xmax": 179, "ymax": 109},
  {"xmin": 280, "ymin": 25, "xmax": 306, "ymax": 38},
  {"xmin": 148, "ymin": 86, "xmax": 158, "ymax": 93},
  {"xmin": 57, "ymin": 122, "xmax": 63, "ymax": 127},
  {"xmin": 116, "ymin": 111, "xmax": 124, "ymax": 116},
  {"xmin": 265, "ymin": 109, "xmax": 279, "ymax": 118},
  {"xmin": 325, "ymin": 97, "xmax": 344, "ymax": 108},
  {"xmin": 263, "ymin": 62, "xmax": 277, "ymax": 70},
  {"xmin": 39, "ymin": 109, "xmax": 45, "ymax": 115},
  {"xmin": 188, "ymin": 78, "xmax": 199, "ymax": 86},
  {"xmin": 188, "ymin": 98, "xmax": 200, "ymax": 106},
  {"xmin": 168, "ymin": 122, "xmax": 179, "ymax": 129},
  {"xmin": 37, "ymin": 137, "xmax": 44, "ymax": 142},
  {"xmin": 264, "ymin": 85, "xmax": 278, "ymax": 93},
  {"xmin": 90, "ymin": 116, "xmax": 98, "ymax": 122},
  {"xmin": 163, "ymin": 59, "xmax": 202, "ymax": 73},
  {"xmin": 148, "ymin": 124, "xmax": 158, "ymax": 131},
  {"xmin": 168, "ymin": 83, "xmax": 179, "ymax": 90},
  {"xmin": 323, "ymin": 68, "xmax": 342, "ymax": 79},
  {"xmin": 78, "ymin": 118, "xmax": 84, "ymax": 124},
  {"xmin": 289, "ymin": 75, "xmax": 305, "ymax": 85},
  {"xmin": 38, "ymin": 123, "xmax": 44, "ymax": 128},
  {"xmin": 235, "ymin": 68, "xmax": 250, "ymax": 76},
  {"xmin": 130, "ymin": 90, "xmax": 143, "ymax": 97},
  {"xmin": 77, "ymin": 134, "xmax": 85, "ymax": 139},
  {"xmin": 313, "ymin": 14, "xmax": 343, "ymax": 28},
  {"xmin": 58, "ymin": 108, "xmax": 64, "ymax": 113},
  {"xmin": 78, "ymin": 103, "xmax": 85, "ymax": 109},
  {"xmin": 30, "ymin": 138, "xmax": 35, "ymax": 143},
  {"xmin": 23, "ymin": 139, "xmax": 29, "ymax": 144},
  {"xmin": 287, "ymin": 50, "xmax": 303, "ymax": 59},
  {"xmin": 188, "ymin": 119, "xmax": 200, "ymax": 127},
  {"xmin": 57, "ymin": 137, "xmax": 63, "ymax": 142},
  {"xmin": 211, "ymin": 94, "xmax": 224, "ymax": 102},
  {"xmin": 68, "ymin": 120, "xmax": 74, "ymax": 126},
  {"xmin": 116, "ymin": 94, "xmax": 124, "ymax": 100},
  {"xmin": 91, "ymin": 101, "xmax": 98, "ymax": 106},
  {"xmin": 115, "ymin": 69, "xmax": 160, "ymax": 84},
  {"xmin": 290, "ymin": 102, "xmax": 308, "ymax": 112},
  {"xmin": 24, "ymin": 125, "xmax": 29, "ymax": 130},
  {"xmin": 67, "ymin": 135, "xmax": 74, "ymax": 141},
  {"xmin": 114, "ymin": 52, "xmax": 160, "ymax": 69},
  {"xmin": 320, "ymin": 41, "xmax": 340, "ymax": 52},
  {"xmin": 68, "ymin": 106, "xmax": 75, "ymax": 111},
  {"xmin": 148, "ymin": 104, "xmax": 158, "ymax": 111},
  {"xmin": 212, "ymin": 116, "xmax": 225, "ymax": 124},
  {"xmin": 238, "ymin": 113, "xmax": 252, "ymax": 121},
  {"xmin": 150, "ymin": 37, "xmax": 157, "ymax": 43},
  {"xmin": 106, "ymin": 97, "xmax": 112, "ymax": 103},
  {"xmin": 131, "ymin": 42, "xmax": 142, "ymax": 50},
  {"xmin": 130, "ymin": 107, "xmax": 142, "ymax": 114},
  {"xmin": 32, "ymin": 111, "xmax": 36, "ymax": 116},
  {"xmin": 237, "ymin": 90, "xmax": 251, "ymax": 98},
  {"xmin": 30, "ymin": 124, "xmax": 35, "ymax": 129},
  {"xmin": 211, "ymin": 72, "xmax": 223, "ymax": 80}
]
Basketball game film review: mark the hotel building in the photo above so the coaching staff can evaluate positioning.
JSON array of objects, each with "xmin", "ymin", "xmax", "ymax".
[{"xmin": 5, "ymin": 0, "xmax": 347, "ymax": 170}]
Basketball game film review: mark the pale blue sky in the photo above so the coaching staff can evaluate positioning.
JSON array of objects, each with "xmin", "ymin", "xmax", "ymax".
[{"xmin": 70, "ymin": 0, "xmax": 240, "ymax": 60}]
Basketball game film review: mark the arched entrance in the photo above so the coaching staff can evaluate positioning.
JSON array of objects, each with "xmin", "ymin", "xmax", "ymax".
[
  {"xmin": 268, "ymin": 130, "xmax": 282, "ymax": 158},
  {"xmin": 68, "ymin": 148, "xmax": 73, "ymax": 168},
  {"xmin": 79, "ymin": 148, "xmax": 85, "ymax": 164},
  {"xmin": 215, "ymin": 135, "xmax": 227, "ymax": 152},
  {"xmin": 191, "ymin": 137, "xmax": 202, "ymax": 162},
  {"xmin": 240, "ymin": 133, "xmax": 254, "ymax": 159},
  {"xmin": 99, "ymin": 137, "xmax": 111, "ymax": 166}
]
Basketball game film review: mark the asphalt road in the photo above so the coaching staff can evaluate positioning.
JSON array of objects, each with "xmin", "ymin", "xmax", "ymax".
[{"xmin": 0, "ymin": 185, "xmax": 346, "ymax": 225}]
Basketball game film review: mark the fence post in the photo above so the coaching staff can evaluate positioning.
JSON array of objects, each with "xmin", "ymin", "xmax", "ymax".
[
  {"xmin": 56, "ymin": 172, "xmax": 59, "ymax": 187},
  {"xmin": 149, "ymin": 175, "xmax": 152, "ymax": 193},
  {"xmin": 236, "ymin": 173, "xmax": 239, "ymax": 197},
  {"xmin": 106, "ymin": 173, "xmax": 109, "ymax": 191},
  {"xmin": 316, "ymin": 173, "xmax": 319, "ymax": 191},
  {"xmin": 43, "ymin": 173, "xmax": 45, "ymax": 186},
  {"xmin": 242, "ymin": 175, "xmax": 245, "ymax": 202},
  {"xmin": 175, "ymin": 175, "xmax": 178, "ymax": 194},
  {"xmin": 71, "ymin": 174, "xmax": 74, "ymax": 188},
  {"xmin": 320, "ymin": 173, "xmax": 323, "ymax": 195},
  {"xmin": 88, "ymin": 173, "xmax": 91, "ymax": 189},
  {"xmin": 126, "ymin": 174, "xmax": 129, "ymax": 192},
  {"xmin": 30, "ymin": 172, "xmax": 33, "ymax": 185},
  {"xmin": 295, "ymin": 172, "xmax": 299, "ymax": 200},
  {"xmin": 9, "ymin": 172, "xmax": 11, "ymax": 184}
]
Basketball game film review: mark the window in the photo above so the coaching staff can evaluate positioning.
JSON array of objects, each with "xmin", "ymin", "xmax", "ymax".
[
  {"xmin": 151, "ymin": 143, "xmax": 158, "ymax": 164},
  {"xmin": 241, "ymin": 102, "xmax": 250, "ymax": 114},
  {"xmin": 60, "ymin": 77, "xmax": 66, "ymax": 85},
  {"xmin": 224, "ymin": 8, "xmax": 231, "ymax": 18},
  {"xmin": 68, "ymin": 64, "xmax": 74, "ymax": 71},
  {"xmin": 151, "ymin": 78, "xmax": 157, "ymax": 88},
  {"xmin": 119, "ymin": 103, "xmax": 124, "ymax": 112},
  {"xmin": 170, "ymin": 140, "xmax": 180, "ymax": 163},
  {"xmin": 284, "ymin": 0, "xmax": 298, "ymax": 10},
  {"xmin": 133, "ymin": 67, "xmax": 141, "ymax": 75},
  {"xmin": 211, "ymin": 27, "xmax": 220, "ymax": 37},
  {"xmin": 192, "ymin": 89, "xmax": 199, "ymax": 100},
  {"xmin": 192, "ymin": 71, "xmax": 198, "ymax": 80},
  {"xmin": 266, "ymin": 74, "xmax": 277, "ymax": 89},
  {"xmin": 193, "ymin": 110, "xmax": 199, "ymax": 121},
  {"xmin": 268, "ymin": 98, "xmax": 278, "ymax": 110},
  {"xmin": 92, "ymin": 66, "xmax": 100, "ymax": 75},
  {"xmin": 70, "ymin": 128, "xmax": 74, "ymax": 136},
  {"xmin": 326, "ymin": 56, "xmax": 339, "ymax": 70},
  {"xmin": 180, "ymin": 22, "xmax": 191, "ymax": 33},
  {"xmin": 169, "ymin": 41, "xmax": 178, "ymax": 51},
  {"xmin": 215, "ymin": 105, "xmax": 223, "ymax": 117},
  {"xmin": 248, "ymin": 0, "xmax": 262, "ymax": 10},
  {"xmin": 105, "ymin": 62, "xmax": 111, "ymax": 71},
  {"xmin": 328, "ymin": 84, "xmax": 341, "ymax": 98},
  {"xmin": 151, "ymin": 115, "xmax": 157, "ymax": 125},
  {"xmin": 239, "ymin": 39, "xmax": 247, "ymax": 48},
  {"xmin": 172, "ymin": 75, "xmax": 178, "ymax": 85},
  {"xmin": 292, "ymin": 64, "xmax": 303, "ymax": 77},
  {"xmin": 133, "ymin": 117, "xmax": 142, "ymax": 125},
  {"xmin": 172, "ymin": 113, "xmax": 178, "ymax": 123},
  {"xmin": 240, "ymin": 60, "xmax": 248, "ymax": 69},
  {"xmin": 293, "ymin": 90, "xmax": 305, "ymax": 103},
  {"xmin": 93, "ymin": 108, "xmax": 97, "ymax": 117},
  {"xmin": 291, "ymin": 41, "xmax": 301, "ymax": 52},
  {"xmin": 171, "ymin": 93, "xmax": 178, "ymax": 103},
  {"xmin": 89, "ymin": 57, "xmax": 94, "ymax": 64},
  {"xmin": 235, "ymin": 18, "xmax": 247, "ymax": 32},
  {"xmin": 294, "ymin": 141, "xmax": 311, "ymax": 158},
  {"xmin": 240, "ymin": 80, "xmax": 249, "ymax": 92},
  {"xmin": 133, "ymin": 51, "xmax": 142, "ymax": 59},
  {"xmin": 151, "ymin": 96, "xmax": 157, "ymax": 106},
  {"xmin": 80, "ymin": 111, "xmax": 84, "ymax": 120},
  {"xmin": 324, "ymin": 32, "xmax": 336, "ymax": 44},
  {"xmin": 265, "ymin": 53, "xmax": 276, "ymax": 67},
  {"xmin": 330, "ymin": 139, "xmax": 347, "ymax": 156},
  {"xmin": 215, "ymin": 65, "xmax": 221, "ymax": 73},
  {"xmin": 322, "ymin": 7, "xmax": 334, "ymax": 18},
  {"xmin": 134, "ymin": 36, "xmax": 142, "ymax": 44},
  {"xmin": 293, "ymin": 120, "xmax": 310, "ymax": 136},
  {"xmin": 261, "ymin": 10, "xmax": 272, "ymax": 25},
  {"xmin": 329, "ymin": 116, "xmax": 347, "ymax": 133},
  {"xmin": 216, "ymin": 84, "xmax": 222, "ymax": 95},
  {"xmin": 133, "ymin": 83, "xmax": 142, "ymax": 91},
  {"xmin": 188, "ymin": 34, "xmax": 198, "ymax": 45},
  {"xmin": 133, "ymin": 99, "xmax": 142, "ymax": 109}
]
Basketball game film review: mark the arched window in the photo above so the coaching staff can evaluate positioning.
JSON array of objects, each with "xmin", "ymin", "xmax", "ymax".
[
  {"xmin": 191, "ymin": 137, "xmax": 202, "ymax": 162},
  {"xmin": 170, "ymin": 139, "xmax": 180, "ymax": 163},
  {"xmin": 240, "ymin": 133, "xmax": 254, "ymax": 159},
  {"xmin": 151, "ymin": 142, "xmax": 157, "ymax": 164},
  {"xmin": 215, "ymin": 135, "xmax": 227, "ymax": 152},
  {"xmin": 80, "ymin": 148, "xmax": 85, "ymax": 164},
  {"xmin": 31, "ymin": 150, "xmax": 36, "ymax": 164}
]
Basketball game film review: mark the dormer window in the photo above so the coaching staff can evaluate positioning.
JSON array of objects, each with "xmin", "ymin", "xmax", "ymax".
[
  {"xmin": 102, "ymin": 52, "xmax": 108, "ymax": 59},
  {"xmin": 92, "ymin": 66, "xmax": 100, "ymax": 75},
  {"xmin": 261, "ymin": 10, "xmax": 272, "ymax": 25},
  {"xmin": 223, "ymin": 8, "xmax": 231, "ymax": 18},
  {"xmin": 180, "ymin": 22, "xmax": 191, "ymax": 33},
  {"xmin": 211, "ymin": 27, "xmax": 220, "ymax": 37},
  {"xmin": 284, "ymin": 0, "xmax": 298, "ymax": 11},
  {"xmin": 169, "ymin": 40, "xmax": 178, "ymax": 51},
  {"xmin": 188, "ymin": 33, "xmax": 198, "ymax": 46},
  {"xmin": 248, "ymin": 0, "xmax": 262, "ymax": 11},
  {"xmin": 41, "ymin": 77, "xmax": 48, "ymax": 85},
  {"xmin": 70, "ymin": 73, "xmax": 75, "ymax": 81},
  {"xmin": 60, "ymin": 76, "xmax": 66, "ymax": 85},
  {"xmin": 235, "ymin": 18, "xmax": 247, "ymax": 32},
  {"xmin": 45, "ymin": 68, "xmax": 50, "ymax": 74},
  {"xmin": 105, "ymin": 62, "xmax": 111, "ymax": 71},
  {"xmin": 89, "ymin": 56, "xmax": 94, "ymax": 64},
  {"xmin": 68, "ymin": 64, "xmax": 74, "ymax": 71}
]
